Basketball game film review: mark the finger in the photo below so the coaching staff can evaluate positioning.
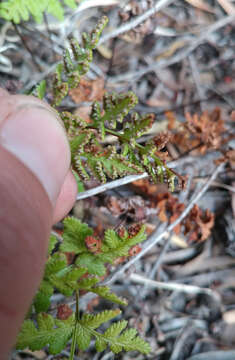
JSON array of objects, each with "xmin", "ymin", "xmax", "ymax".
[
  {"xmin": 53, "ymin": 169, "xmax": 78, "ymax": 224},
  {"xmin": 0, "ymin": 93, "xmax": 76, "ymax": 357},
  {"xmin": 0, "ymin": 145, "xmax": 53, "ymax": 357},
  {"xmin": 0, "ymin": 94, "xmax": 71, "ymax": 205}
]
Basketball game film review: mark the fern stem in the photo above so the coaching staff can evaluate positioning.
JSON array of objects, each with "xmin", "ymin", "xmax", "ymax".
[
  {"xmin": 75, "ymin": 290, "xmax": 79, "ymax": 321},
  {"xmin": 69, "ymin": 290, "xmax": 79, "ymax": 360}
]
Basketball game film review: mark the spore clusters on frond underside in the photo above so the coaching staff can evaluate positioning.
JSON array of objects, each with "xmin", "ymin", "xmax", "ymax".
[
  {"xmin": 65, "ymin": 91, "xmax": 181, "ymax": 191},
  {"xmin": 51, "ymin": 16, "xmax": 108, "ymax": 106}
]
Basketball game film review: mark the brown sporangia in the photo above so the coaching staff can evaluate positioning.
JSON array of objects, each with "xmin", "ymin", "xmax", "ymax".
[
  {"xmin": 128, "ymin": 223, "xmax": 142, "ymax": 238},
  {"xmin": 85, "ymin": 236, "xmax": 102, "ymax": 254},
  {"xmin": 56, "ymin": 304, "xmax": 73, "ymax": 320},
  {"xmin": 128, "ymin": 244, "xmax": 142, "ymax": 256}
]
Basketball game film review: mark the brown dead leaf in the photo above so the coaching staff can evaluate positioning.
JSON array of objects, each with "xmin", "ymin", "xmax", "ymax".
[
  {"xmin": 106, "ymin": 196, "xmax": 129, "ymax": 216},
  {"xmin": 184, "ymin": 205, "xmax": 214, "ymax": 242},
  {"xmin": 215, "ymin": 149, "xmax": 235, "ymax": 167},
  {"xmin": 166, "ymin": 111, "xmax": 176, "ymax": 130},
  {"xmin": 185, "ymin": 107, "xmax": 225, "ymax": 152},
  {"xmin": 155, "ymin": 193, "xmax": 214, "ymax": 242},
  {"xmin": 132, "ymin": 178, "xmax": 160, "ymax": 196}
]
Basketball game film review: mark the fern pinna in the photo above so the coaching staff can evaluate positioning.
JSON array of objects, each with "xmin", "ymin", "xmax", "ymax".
[
  {"xmin": 0, "ymin": 0, "xmax": 78, "ymax": 24},
  {"xmin": 16, "ymin": 218, "xmax": 151, "ymax": 356}
]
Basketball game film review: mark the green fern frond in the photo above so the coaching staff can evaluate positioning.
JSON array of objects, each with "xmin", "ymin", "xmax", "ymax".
[
  {"xmin": 42, "ymin": 251, "xmax": 87, "ymax": 296},
  {"xmin": 67, "ymin": 89, "xmax": 178, "ymax": 190},
  {"xmin": 100, "ymin": 225, "xmax": 146, "ymax": 263},
  {"xmin": 91, "ymin": 286, "xmax": 128, "ymax": 306},
  {"xmin": 17, "ymin": 311, "xmax": 150, "ymax": 355},
  {"xmin": 49, "ymin": 265, "xmax": 88, "ymax": 296},
  {"xmin": 95, "ymin": 320, "xmax": 151, "ymax": 354},
  {"xmin": 48, "ymin": 234, "xmax": 57, "ymax": 255},
  {"xmin": 80, "ymin": 309, "xmax": 121, "ymax": 329},
  {"xmin": 90, "ymin": 92, "xmax": 138, "ymax": 139},
  {"xmin": 16, "ymin": 314, "xmax": 74, "ymax": 354},
  {"xmin": 76, "ymin": 253, "xmax": 106, "ymax": 276},
  {"xmin": 33, "ymin": 280, "xmax": 54, "ymax": 313},
  {"xmin": 0, "ymin": 0, "xmax": 78, "ymax": 24},
  {"xmin": 61, "ymin": 217, "xmax": 146, "ymax": 275}
]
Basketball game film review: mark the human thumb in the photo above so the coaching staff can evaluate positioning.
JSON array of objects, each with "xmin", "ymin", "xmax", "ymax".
[{"xmin": 0, "ymin": 90, "xmax": 71, "ymax": 358}]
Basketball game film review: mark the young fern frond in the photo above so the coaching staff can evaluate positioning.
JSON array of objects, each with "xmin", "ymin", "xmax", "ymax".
[
  {"xmin": 0, "ymin": 0, "xmax": 78, "ymax": 24},
  {"xmin": 17, "ymin": 218, "xmax": 150, "ymax": 355}
]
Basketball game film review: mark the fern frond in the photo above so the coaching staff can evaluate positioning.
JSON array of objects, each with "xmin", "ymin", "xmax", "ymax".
[
  {"xmin": 90, "ymin": 92, "xmax": 138, "ymax": 139},
  {"xmin": 41, "ymin": 251, "xmax": 87, "ymax": 297},
  {"xmin": 16, "ymin": 314, "xmax": 74, "ymax": 354},
  {"xmin": 76, "ymin": 253, "xmax": 106, "ymax": 276},
  {"xmin": 100, "ymin": 225, "xmax": 146, "ymax": 263},
  {"xmin": 91, "ymin": 286, "xmax": 128, "ymax": 306},
  {"xmin": 0, "ymin": 0, "xmax": 78, "ymax": 24},
  {"xmin": 33, "ymin": 280, "xmax": 54, "ymax": 313},
  {"xmin": 49, "ymin": 265, "xmax": 87, "ymax": 296},
  {"xmin": 17, "ymin": 311, "xmax": 150, "ymax": 355},
  {"xmin": 51, "ymin": 16, "xmax": 108, "ymax": 105},
  {"xmin": 61, "ymin": 217, "xmax": 146, "ymax": 276},
  {"xmin": 80, "ymin": 309, "xmax": 121, "ymax": 329},
  {"xmin": 95, "ymin": 320, "xmax": 151, "ymax": 354},
  {"xmin": 60, "ymin": 217, "xmax": 93, "ymax": 253},
  {"xmin": 48, "ymin": 234, "xmax": 57, "ymax": 255}
]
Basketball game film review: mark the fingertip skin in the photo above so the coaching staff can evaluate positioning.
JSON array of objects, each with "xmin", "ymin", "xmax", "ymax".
[{"xmin": 0, "ymin": 145, "xmax": 53, "ymax": 358}]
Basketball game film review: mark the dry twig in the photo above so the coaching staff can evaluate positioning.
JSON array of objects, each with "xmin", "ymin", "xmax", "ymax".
[
  {"xmin": 99, "ymin": 0, "xmax": 175, "ymax": 45},
  {"xmin": 110, "ymin": 15, "xmax": 235, "ymax": 83},
  {"xmin": 129, "ymin": 273, "xmax": 220, "ymax": 299}
]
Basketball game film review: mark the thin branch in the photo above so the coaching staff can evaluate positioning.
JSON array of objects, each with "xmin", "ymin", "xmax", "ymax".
[
  {"xmin": 99, "ymin": 0, "xmax": 175, "ymax": 45},
  {"xmin": 188, "ymin": 54, "xmax": 206, "ymax": 111},
  {"xmin": 129, "ymin": 273, "xmax": 220, "ymax": 300},
  {"xmin": 12, "ymin": 23, "xmax": 42, "ymax": 72},
  {"xmin": 76, "ymin": 172, "xmax": 148, "ymax": 200},
  {"xmin": 101, "ymin": 163, "xmax": 224, "ymax": 286}
]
